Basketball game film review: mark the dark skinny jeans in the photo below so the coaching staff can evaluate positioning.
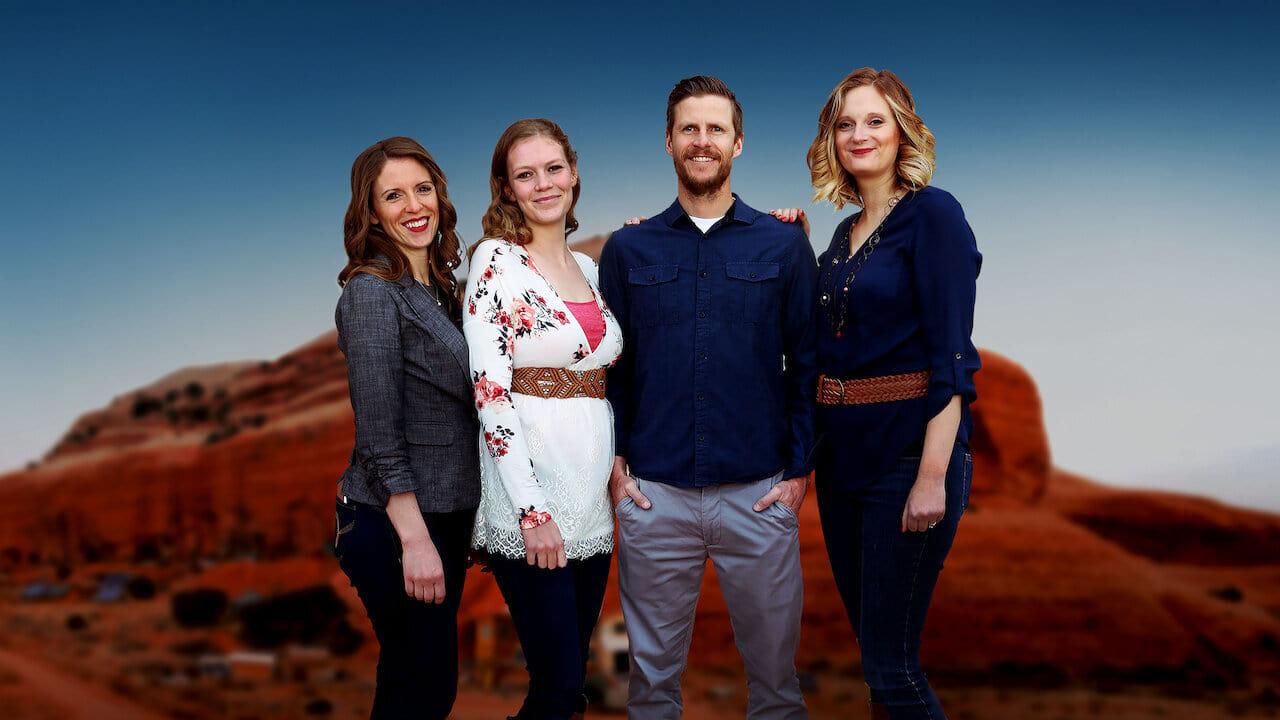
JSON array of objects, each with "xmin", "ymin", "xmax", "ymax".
[
  {"xmin": 817, "ymin": 446, "xmax": 971, "ymax": 720},
  {"xmin": 334, "ymin": 497, "xmax": 475, "ymax": 720},
  {"xmin": 487, "ymin": 550, "xmax": 612, "ymax": 720}
]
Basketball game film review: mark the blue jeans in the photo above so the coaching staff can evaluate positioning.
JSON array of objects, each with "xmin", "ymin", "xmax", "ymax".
[
  {"xmin": 816, "ymin": 446, "xmax": 971, "ymax": 720},
  {"xmin": 334, "ymin": 498, "xmax": 474, "ymax": 720},
  {"xmin": 488, "ymin": 551, "xmax": 612, "ymax": 720}
]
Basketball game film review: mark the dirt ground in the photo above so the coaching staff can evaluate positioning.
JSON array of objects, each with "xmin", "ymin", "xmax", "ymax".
[
  {"xmin": 1, "ymin": 644, "xmax": 1276, "ymax": 720},
  {"xmin": 2, "ymin": 597, "xmax": 1277, "ymax": 720}
]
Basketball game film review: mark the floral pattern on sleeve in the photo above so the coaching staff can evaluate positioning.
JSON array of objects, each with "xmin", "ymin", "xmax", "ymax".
[
  {"xmin": 483, "ymin": 426, "xmax": 514, "ymax": 458},
  {"xmin": 463, "ymin": 241, "xmax": 551, "ymax": 519},
  {"xmin": 463, "ymin": 241, "xmax": 625, "ymax": 559},
  {"xmin": 473, "ymin": 370, "xmax": 512, "ymax": 411}
]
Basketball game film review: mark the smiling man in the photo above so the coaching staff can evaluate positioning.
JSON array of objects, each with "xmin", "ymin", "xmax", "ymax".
[{"xmin": 599, "ymin": 75, "xmax": 818, "ymax": 720}]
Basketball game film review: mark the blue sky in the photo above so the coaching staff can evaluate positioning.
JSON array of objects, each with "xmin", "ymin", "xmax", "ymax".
[{"xmin": 2, "ymin": 1, "xmax": 1278, "ymax": 507}]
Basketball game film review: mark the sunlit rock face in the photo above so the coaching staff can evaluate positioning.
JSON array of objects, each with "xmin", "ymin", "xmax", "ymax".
[
  {"xmin": 2, "ymin": 244, "xmax": 1278, "ymax": 685},
  {"xmin": 968, "ymin": 349, "xmax": 1051, "ymax": 504}
]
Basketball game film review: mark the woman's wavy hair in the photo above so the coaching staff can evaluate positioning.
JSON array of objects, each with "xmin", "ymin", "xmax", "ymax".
[
  {"xmin": 807, "ymin": 68, "xmax": 936, "ymax": 209},
  {"xmin": 339, "ymin": 136, "xmax": 463, "ymax": 320},
  {"xmin": 477, "ymin": 119, "xmax": 580, "ymax": 254}
]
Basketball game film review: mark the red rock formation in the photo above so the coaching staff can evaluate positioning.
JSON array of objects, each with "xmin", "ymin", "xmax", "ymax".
[
  {"xmin": 1046, "ymin": 470, "xmax": 1280, "ymax": 566},
  {"xmin": 568, "ymin": 234, "xmax": 607, "ymax": 262},
  {"xmin": 0, "ymin": 332, "xmax": 353, "ymax": 567},
  {"xmin": 968, "ymin": 350, "xmax": 1051, "ymax": 503},
  {"xmin": 1, "ymin": 322, "xmax": 1278, "ymax": 685}
]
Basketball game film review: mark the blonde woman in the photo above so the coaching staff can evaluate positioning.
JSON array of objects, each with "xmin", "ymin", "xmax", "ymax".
[
  {"xmin": 807, "ymin": 68, "xmax": 982, "ymax": 720},
  {"xmin": 464, "ymin": 118, "xmax": 621, "ymax": 720}
]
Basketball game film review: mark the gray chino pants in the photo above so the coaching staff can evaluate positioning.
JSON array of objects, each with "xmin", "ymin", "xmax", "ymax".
[{"xmin": 616, "ymin": 472, "xmax": 807, "ymax": 720}]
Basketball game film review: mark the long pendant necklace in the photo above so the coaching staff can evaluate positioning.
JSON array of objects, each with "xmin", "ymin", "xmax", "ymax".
[
  {"xmin": 819, "ymin": 194, "xmax": 902, "ymax": 338},
  {"xmin": 418, "ymin": 279, "xmax": 442, "ymax": 306}
]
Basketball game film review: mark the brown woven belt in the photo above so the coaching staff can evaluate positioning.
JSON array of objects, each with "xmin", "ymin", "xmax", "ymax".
[
  {"xmin": 511, "ymin": 367, "xmax": 607, "ymax": 400},
  {"xmin": 816, "ymin": 370, "xmax": 930, "ymax": 405}
]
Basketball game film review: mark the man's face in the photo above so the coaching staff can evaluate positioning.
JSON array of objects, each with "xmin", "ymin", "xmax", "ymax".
[{"xmin": 666, "ymin": 95, "xmax": 742, "ymax": 197}]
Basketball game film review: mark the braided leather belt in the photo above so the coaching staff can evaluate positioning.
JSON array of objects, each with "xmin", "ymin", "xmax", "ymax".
[
  {"xmin": 511, "ymin": 367, "xmax": 607, "ymax": 400},
  {"xmin": 816, "ymin": 370, "xmax": 930, "ymax": 405}
]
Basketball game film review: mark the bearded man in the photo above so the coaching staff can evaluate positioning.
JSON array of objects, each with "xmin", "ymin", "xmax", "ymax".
[{"xmin": 599, "ymin": 75, "xmax": 818, "ymax": 720}]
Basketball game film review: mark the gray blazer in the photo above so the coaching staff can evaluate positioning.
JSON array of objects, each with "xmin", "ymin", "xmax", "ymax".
[{"xmin": 335, "ymin": 270, "xmax": 480, "ymax": 514}]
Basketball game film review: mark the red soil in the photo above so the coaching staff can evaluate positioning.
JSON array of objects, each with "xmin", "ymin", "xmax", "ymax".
[{"xmin": 1, "ymin": 311, "xmax": 1277, "ymax": 686}]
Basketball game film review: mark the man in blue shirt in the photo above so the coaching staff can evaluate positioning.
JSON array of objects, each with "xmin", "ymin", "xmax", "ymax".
[{"xmin": 600, "ymin": 76, "xmax": 817, "ymax": 720}]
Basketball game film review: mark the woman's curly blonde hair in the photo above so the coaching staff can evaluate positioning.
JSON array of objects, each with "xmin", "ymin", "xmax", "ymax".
[{"xmin": 807, "ymin": 68, "xmax": 936, "ymax": 209}]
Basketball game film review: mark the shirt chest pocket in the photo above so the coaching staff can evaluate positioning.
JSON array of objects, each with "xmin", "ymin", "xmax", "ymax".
[
  {"xmin": 725, "ymin": 261, "xmax": 780, "ymax": 324},
  {"xmin": 627, "ymin": 264, "xmax": 680, "ymax": 327}
]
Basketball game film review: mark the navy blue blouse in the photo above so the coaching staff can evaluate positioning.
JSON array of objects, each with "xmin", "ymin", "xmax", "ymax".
[{"xmin": 814, "ymin": 186, "xmax": 982, "ymax": 485}]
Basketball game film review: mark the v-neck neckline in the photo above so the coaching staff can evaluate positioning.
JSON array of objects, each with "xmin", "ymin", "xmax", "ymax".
[
  {"xmin": 844, "ymin": 190, "xmax": 911, "ymax": 258},
  {"xmin": 519, "ymin": 245, "xmax": 608, "ymax": 360},
  {"xmin": 524, "ymin": 248, "xmax": 596, "ymax": 304}
]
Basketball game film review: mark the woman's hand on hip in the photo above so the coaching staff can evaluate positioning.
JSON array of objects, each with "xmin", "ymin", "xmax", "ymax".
[
  {"xmin": 522, "ymin": 520, "xmax": 567, "ymax": 570},
  {"xmin": 401, "ymin": 535, "xmax": 447, "ymax": 603},
  {"xmin": 902, "ymin": 476, "xmax": 946, "ymax": 533}
]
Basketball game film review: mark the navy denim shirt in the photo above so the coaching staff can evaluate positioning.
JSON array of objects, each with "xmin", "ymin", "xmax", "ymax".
[
  {"xmin": 599, "ymin": 195, "xmax": 818, "ymax": 488},
  {"xmin": 814, "ymin": 187, "xmax": 982, "ymax": 485}
]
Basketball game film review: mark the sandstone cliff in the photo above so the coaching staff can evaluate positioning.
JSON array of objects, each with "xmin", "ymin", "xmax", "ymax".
[{"xmin": 2, "ymin": 284, "xmax": 1277, "ymax": 686}]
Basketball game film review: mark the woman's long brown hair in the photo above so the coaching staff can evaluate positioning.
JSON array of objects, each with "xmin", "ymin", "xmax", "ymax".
[
  {"xmin": 339, "ymin": 136, "xmax": 463, "ymax": 322},
  {"xmin": 476, "ymin": 118, "xmax": 580, "ymax": 257}
]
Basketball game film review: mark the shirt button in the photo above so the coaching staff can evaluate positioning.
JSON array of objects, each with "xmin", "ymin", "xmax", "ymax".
[
  {"xmin": 954, "ymin": 353, "xmax": 963, "ymax": 360},
  {"xmin": 697, "ymin": 434, "xmax": 706, "ymax": 443},
  {"xmin": 699, "ymin": 352, "xmax": 708, "ymax": 361},
  {"xmin": 749, "ymin": 272, "xmax": 758, "ymax": 279},
  {"xmin": 699, "ymin": 270, "xmax": 708, "ymax": 278},
  {"xmin": 696, "ymin": 392, "xmax": 705, "ymax": 401},
  {"xmin": 698, "ymin": 310, "xmax": 707, "ymax": 319}
]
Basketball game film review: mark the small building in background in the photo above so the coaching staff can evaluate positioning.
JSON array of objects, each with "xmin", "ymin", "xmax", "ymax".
[
  {"xmin": 589, "ymin": 612, "xmax": 630, "ymax": 710},
  {"xmin": 227, "ymin": 650, "xmax": 276, "ymax": 684}
]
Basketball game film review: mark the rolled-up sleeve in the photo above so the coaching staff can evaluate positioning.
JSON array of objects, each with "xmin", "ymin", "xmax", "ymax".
[
  {"xmin": 781, "ymin": 228, "xmax": 818, "ymax": 478},
  {"xmin": 912, "ymin": 193, "xmax": 982, "ymax": 420},
  {"xmin": 337, "ymin": 277, "xmax": 417, "ymax": 498},
  {"xmin": 599, "ymin": 231, "xmax": 633, "ymax": 458}
]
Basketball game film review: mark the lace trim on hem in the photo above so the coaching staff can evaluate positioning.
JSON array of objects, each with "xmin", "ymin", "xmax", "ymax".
[{"xmin": 472, "ymin": 527, "xmax": 614, "ymax": 560}]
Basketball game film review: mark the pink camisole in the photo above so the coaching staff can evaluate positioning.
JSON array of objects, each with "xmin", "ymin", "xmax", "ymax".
[
  {"xmin": 564, "ymin": 299, "xmax": 604, "ymax": 352},
  {"xmin": 524, "ymin": 254, "xmax": 605, "ymax": 353}
]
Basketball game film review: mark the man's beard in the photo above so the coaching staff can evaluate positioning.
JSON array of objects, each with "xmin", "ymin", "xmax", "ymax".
[{"xmin": 674, "ymin": 148, "xmax": 733, "ymax": 197}]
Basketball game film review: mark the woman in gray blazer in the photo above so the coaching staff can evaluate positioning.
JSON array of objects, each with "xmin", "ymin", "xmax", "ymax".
[{"xmin": 332, "ymin": 136, "xmax": 480, "ymax": 720}]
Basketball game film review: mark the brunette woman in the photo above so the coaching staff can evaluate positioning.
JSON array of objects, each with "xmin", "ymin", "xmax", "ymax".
[
  {"xmin": 464, "ymin": 119, "xmax": 622, "ymax": 720},
  {"xmin": 807, "ymin": 69, "xmax": 982, "ymax": 719},
  {"xmin": 333, "ymin": 136, "xmax": 479, "ymax": 720}
]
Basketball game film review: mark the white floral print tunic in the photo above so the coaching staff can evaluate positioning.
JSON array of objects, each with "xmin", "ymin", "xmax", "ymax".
[{"xmin": 464, "ymin": 238, "xmax": 623, "ymax": 559}]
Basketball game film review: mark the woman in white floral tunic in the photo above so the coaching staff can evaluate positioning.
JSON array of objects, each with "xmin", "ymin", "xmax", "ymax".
[{"xmin": 463, "ymin": 118, "xmax": 621, "ymax": 720}]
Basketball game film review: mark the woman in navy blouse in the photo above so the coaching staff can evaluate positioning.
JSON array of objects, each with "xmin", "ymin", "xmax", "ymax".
[{"xmin": 806, "ymin": 68, "xmax": 981, "ymax": 719}]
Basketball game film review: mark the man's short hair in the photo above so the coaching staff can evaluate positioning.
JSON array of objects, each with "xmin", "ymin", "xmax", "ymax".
[{"xmin": 665, "ymin": 75, "xmax": 743, "ymax": 139}]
